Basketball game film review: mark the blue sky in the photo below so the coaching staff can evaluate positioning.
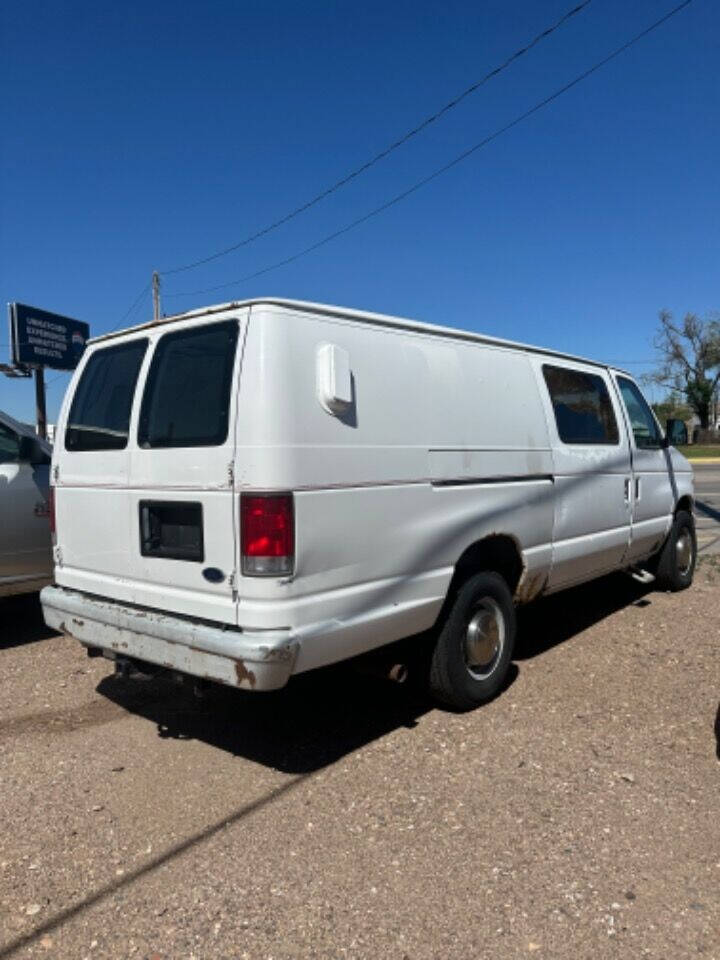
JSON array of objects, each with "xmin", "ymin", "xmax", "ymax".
[{"xmin": 1, "ymin": 0, "xmax": 718, "ymax": 424}]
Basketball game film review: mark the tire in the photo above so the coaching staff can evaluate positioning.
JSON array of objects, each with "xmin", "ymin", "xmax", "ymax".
[
  {"xmin": 653, "ymin": 509, "xmax": 697, "ymax": 592},
  {"xmin": 429, "ymin": 571, "xmax": 516, "ymax": 711}
]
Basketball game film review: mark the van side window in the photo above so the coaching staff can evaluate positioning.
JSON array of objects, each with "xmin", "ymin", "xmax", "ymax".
[
  {"xmin": 0, "ymin": 422, "xmax": 20, "ymax": 464},
  {"xmin": 543, "ymin": 365, "xmax": 619, "ymax": 445},
  {"xmin": 66, "ymin": 340, "xmax": 148, "ymax": 451},
  {"xmin": 138, "ymin": 320, "xmax": 239, "ymax": 449},
  {"xmin": 617, "ymin": 377, "xmax": 661, "ymax": 449}
]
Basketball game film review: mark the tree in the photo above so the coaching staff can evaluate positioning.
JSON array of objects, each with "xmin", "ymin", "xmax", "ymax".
[
  {"xmin": 652, "ymin": 393, "xmax": 693, "ymax": 424},
  {"xmin": 647, "ymin": 310, "xmax": 720, "ymax": 429}
]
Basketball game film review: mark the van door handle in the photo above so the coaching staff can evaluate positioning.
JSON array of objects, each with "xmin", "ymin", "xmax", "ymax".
[
  {"xmin": 624, "ymin": 477, "xmax": 631, "ymax": 503},
  {"xmin": 635, "ymin": 477, "xmax": 641, "ymax": 500}
]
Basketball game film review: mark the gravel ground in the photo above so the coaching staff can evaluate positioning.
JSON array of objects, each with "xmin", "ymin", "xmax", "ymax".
[{"xmin": 1, "ymin": 561, "xmax": 718, "ymax": 960}]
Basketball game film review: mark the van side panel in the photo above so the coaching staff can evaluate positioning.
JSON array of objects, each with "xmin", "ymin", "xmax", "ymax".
[
  {"xmin": 233, "ymin": 306, "xmax": 554, "ymax": 667},
  {"xmin": 235, "ymin": 306, "xmax": 553, "ymax": 489}
]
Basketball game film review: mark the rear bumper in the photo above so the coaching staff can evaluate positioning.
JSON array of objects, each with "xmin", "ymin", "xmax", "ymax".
[{"xmin": 40, "ymin": 585, "xmax": 298, "ymax": 691}]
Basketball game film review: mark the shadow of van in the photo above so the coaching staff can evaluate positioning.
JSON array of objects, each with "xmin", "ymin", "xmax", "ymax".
[
  {"xmin": 97, "ymin": 572, "xmax": 652, "ymax": 774},
  {"xmin": 514, "ymin": 570, "xmax": 653, "ymax": 660},
  {"xmin": 1, "ymin": 591, "xmax": 57, "ymax": 650},
  {"xmin": 98, "ymin": 654, "xmax": 440, "ymax": 775}
]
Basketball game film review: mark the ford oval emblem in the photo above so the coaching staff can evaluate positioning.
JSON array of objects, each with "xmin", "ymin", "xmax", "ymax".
[{"xmin": 202, "ymin": 567, "xmax": 225, "ymax": 583}]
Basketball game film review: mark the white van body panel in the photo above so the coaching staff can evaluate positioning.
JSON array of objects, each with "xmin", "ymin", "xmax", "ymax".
[{"xmin": 42, "ymin": 299, "xmax": 694, "ymax": 688}]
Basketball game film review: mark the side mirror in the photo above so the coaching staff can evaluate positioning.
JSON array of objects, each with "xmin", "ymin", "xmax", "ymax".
[
  {"xmin": 665, "ymin": 418, "xmax": 688, "ymax": 448},
  {"xmin": 18, "ymin": 435, "xmax": 50, "ymax": 466}
]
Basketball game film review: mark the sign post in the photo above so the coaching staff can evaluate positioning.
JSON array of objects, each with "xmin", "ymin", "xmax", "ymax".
[
  {"xmin": 5, "ymin": 303, "xmax": 90, "ymax": 439},
  {"xmin": 34, "ymin": 366, "xmax": 47, "ymax": 440}
]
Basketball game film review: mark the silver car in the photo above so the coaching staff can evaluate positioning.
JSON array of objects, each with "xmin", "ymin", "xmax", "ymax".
[{"xmin": 0, "ymin": 410, "xmax": 52, "ymax": 598}]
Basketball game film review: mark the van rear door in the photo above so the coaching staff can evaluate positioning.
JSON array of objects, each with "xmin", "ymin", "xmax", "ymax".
[{"xmin": 55, "ymin": 311, "xmax": 245, "ymax": 625}]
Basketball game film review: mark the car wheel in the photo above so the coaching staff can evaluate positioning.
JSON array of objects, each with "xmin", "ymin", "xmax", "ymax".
[
  {"xmin": 429, "ymin": 571, "xmax": 516, "ymax": 710},
  {"xmin": 653, "ymin": 509, "xmax": 696, "ymax": 592}
]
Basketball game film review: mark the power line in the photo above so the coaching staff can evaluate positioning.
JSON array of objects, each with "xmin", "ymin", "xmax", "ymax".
[
  {"xmin": 159, "ymin": 0, "xmax": 594, "ymax": 277},
  {"xmin": 166, "ymin": 0, "xmax": 694, "ymax": 301},
  {"xmin": 109, "ymin": 282, "xmax": 152, "ymax": 333},
  {"xmin": 44, "ymin": 283, "xmax": 151, "ymax": 388}
]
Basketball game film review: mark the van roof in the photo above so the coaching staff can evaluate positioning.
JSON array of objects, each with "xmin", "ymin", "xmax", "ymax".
[{"xmin": 91, "ymin": 297, "xmax": 631, "ymax": 376}]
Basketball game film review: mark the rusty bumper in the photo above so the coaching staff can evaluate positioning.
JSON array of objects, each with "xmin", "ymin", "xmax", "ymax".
[{"xmin": 40, "ymin": 586, "xmax": 298, "ymax": 691}]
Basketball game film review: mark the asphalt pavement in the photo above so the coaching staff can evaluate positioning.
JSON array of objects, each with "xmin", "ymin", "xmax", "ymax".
[{"xmin": 693, "ymin": 462, "xmax": 720, "ymax": 556}]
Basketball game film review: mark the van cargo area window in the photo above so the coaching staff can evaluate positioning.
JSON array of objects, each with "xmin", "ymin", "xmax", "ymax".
[
  {"xmin": 65, "ymin": 339, "xmax": 148, "ymax": 451},
  {"xmin": 138, "ymin": 320, "xmax": 239, "ymax": 448},
  {"xmin": 543, "ymin": 365, "xmax": 619, "ymax": 445},
  {"xmin": 617, "ymin": 376, "xmax": 662, "ymax": 449}
]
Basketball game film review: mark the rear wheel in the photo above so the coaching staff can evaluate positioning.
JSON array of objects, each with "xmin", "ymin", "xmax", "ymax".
[
  {"xmin": 652, "ymin": 509, "xmax": 696, "ymax": 591},
  {"xmin": 429, "ymin": 572, "xmax": 516, "ymax": 710}
]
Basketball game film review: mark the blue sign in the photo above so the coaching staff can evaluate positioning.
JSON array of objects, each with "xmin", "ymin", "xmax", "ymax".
[{"xmin": 10, "ymin": 302, "xmax": 89, "ymax": 371}]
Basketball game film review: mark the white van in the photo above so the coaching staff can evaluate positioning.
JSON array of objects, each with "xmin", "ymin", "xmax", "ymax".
[
  {"xmin": 1, "ymin": 410, "xmax": 52, "ymax": 598},
  {"xmin": 41, "ymin": 299, "xmax": 695, "ymax": 709}
]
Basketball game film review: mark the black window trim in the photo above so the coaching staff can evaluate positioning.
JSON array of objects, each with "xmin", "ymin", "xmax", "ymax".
[
  {"xmin": 542, "ymin": 363, "xmax": 621, "ymax": 447},
  {"xmin": 137, "ymin": 319, "xmax": 239, "ymax": 450}
]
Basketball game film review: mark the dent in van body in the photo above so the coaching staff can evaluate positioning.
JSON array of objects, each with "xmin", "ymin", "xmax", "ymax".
[{"xmin": 514, "ymin": 569, "xmax": 548, "ymax": 605}]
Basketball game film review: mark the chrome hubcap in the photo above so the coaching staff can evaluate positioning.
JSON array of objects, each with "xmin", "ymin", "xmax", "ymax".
[
  {"xmin": 676, "ymin": 529, "xmax": 693, "ymax": 575},
  {"xmin": 464, "ymin": 599, "xmax": 504, "ymax": 679}
]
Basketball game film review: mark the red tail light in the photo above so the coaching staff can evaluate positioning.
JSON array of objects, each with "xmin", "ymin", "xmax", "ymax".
[
  {"xmin": 49, "ymin": 486, "xmax": 56, "ymax": 540},
  {"xmin": 241, "ymin": 493, "xmax": 294, "ymax": 576}
]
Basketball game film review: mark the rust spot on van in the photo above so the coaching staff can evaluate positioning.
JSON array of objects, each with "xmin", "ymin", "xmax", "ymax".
[
  {"xmin": 515, "ymin": 572, "xmax": 547, "ymax": 605},
  {"xmin": 71, "ymin": 618, "xmax": 85, "ymax": 627},
  {"xmin": 234, "ymin": 660, "xmax": 256, "ymax": 688}
]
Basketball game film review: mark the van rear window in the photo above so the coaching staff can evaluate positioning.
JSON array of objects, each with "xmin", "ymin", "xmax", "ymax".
[
  {"xmin": 543, "ymin": 365, "xmax": 619, "ymax": 445},
  {"xmin": 138, "ymin": 320, "xmax": 238, "ymax": 448},
  {"xmin": 65, "ymin": 339, "xmax": 148, "ymax": 451}
]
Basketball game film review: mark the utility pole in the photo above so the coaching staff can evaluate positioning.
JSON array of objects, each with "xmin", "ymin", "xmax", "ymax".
[
  {"xmin": 35, "ymin": 366, "xmax": 47, "ymax": 440},
  {"xmin": 152, "ymin": 271, "xmax": 161, "ymax": 321}
]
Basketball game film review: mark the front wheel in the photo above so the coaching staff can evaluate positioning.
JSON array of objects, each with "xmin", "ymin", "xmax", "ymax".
[
  {"xmin": 429, "ymin": 572, "xmax": 516, "ymax": 711},
  {"xmin": 652, "ymin": 509, "xmax": 697, "ymax": 591}
]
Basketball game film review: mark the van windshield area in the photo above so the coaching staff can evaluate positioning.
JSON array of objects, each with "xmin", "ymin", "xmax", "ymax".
[
  {"xmin": 138, "ymin": 320, "xmax": 238, "ymax": 448},
  {"xmin": 65, "ymin": 340, "xmax": 148, "ymax": 451}
]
